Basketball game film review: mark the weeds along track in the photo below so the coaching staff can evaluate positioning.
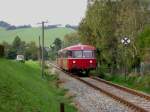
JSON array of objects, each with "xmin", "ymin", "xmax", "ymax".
[{"xmin": 48, "ymin": 62, "xmax": 150, "ymax": 112}]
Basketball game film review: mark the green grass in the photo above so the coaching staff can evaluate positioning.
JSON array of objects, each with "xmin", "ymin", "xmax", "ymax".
[
  {"xmin": 0, "ymin": 58, "xmax": 76, "ymax": 112},
  {"xmin": 0, "ymin": 27, "xmax": 75, "ymax": 46},
  {"xmin": 104, "ymin": 74, "xmax": 150, "ymax": 94}
]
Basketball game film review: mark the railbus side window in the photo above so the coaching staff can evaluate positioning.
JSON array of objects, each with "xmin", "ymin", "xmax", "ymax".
[
  {"xmin": 57, "ymin": 52, "xmax": 60, "ymax": 58},
  {"xmin": 64, "ymin": 50, "xmax": 67, "ymax": 58},
  {"xmin": 67, "ymin": 51, "xmax": 72, "ymax": 58},
  {"xmin": 62, "ymin": 52, "xmax": 65, "ymax": 58},
  {"xmin": 60, "ymin": 52, "xmax": 62, "ymax": 58}
]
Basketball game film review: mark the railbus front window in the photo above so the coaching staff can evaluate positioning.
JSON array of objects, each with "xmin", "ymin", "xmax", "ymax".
[
  {"xmin": 83, "ymin": 51, "xmax": 92, "ymax": 58},
  {"xmin": 73, "ymin": 51, "xmax": 82, "ymax": 58},
  {"xmin": 83, "ymin": 51, "xmax": 95, "ymax": 58}
]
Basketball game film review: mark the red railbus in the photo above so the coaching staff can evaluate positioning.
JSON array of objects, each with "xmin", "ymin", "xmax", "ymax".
[{"xmin": 57, "ymin": 44, "xmax": 97, "ymax": 74}]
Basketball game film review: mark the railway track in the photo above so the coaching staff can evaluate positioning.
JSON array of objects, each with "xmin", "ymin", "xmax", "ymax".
[
  {"xmin": 48, "ymin": 62, "xmax": 150, "ymax": 112},
  {"xmin": 82, "ymin": 78, "xmax": 150, "ymax": 112}
]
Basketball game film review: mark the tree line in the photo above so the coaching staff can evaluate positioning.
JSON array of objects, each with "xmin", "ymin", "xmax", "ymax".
[
  {"xmin": 78, "ymin": 0, "xmax": 150, "ymax": 75},
  {"xmin": 1, "ymin": 34, "xmax": 79, "ymax": 61},
  {"xmin": 2, "ymin": 36, "xmax": 38, "ymax": 60},
  {"xmin": 0, "ymin": 21, "xmax": 31, "ymax": 30},
  {"xmin": 48, "ymin": 33, "xmax": 81, "ymax": 60}
]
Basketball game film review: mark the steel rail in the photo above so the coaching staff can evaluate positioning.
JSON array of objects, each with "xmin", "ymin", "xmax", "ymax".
[
  {"xmin": 92, "ymin": 77, "xmax": 150, "ymax": 101},
  {"xmin": 75, "ymin": 77, "xmax": 148, "ymax": 112},
  {"xmin": 48, "ymin": 62, "xmax": 149, "ymax": 112}
]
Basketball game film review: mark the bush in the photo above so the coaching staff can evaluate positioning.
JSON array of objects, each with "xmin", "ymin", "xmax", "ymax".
[{"xmin": 90, "ymin": 65, "xmax": 108, "ymax": 78}]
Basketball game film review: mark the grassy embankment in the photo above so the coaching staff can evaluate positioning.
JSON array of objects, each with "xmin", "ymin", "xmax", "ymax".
[
  {"xmin": 0, "ymin": 58, "xmax": 76, "ymax": 112},
  {"xmin": 0, "ymin": 27, "xmax": 75, "ymax": 46},
  {"xmin": 102, "ymin": 73, "xmax": 150, "ymax": 94}
]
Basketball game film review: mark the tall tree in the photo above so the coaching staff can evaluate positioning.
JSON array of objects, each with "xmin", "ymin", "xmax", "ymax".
[
  {"xmin": 79, "ymin": 0, "xmax": 147, "ymax": 74},
  {"xmin": 64, "ymin": 32, "xmax": 81, "ymax": 47},
  {"xmin": 117, "ymin": 0, "xmax": 146, "ymax": 72},
  {"xmin": 79, "ymin": 0, "xmax": 120, "ymax": 74},
  {"xmin": 53, "ymin": 38, "xmax": 62, "ymax": 51},
  {"xmin": 25, "ymin": 42, "xmax": 38, "ymax": 60},
  {"xmin": 49, "ymin": 38, "xmax": 62, "ymax": 60},
  {"xmin": 12, "ymin": 36, "xmax": 22, "ymax": 50}
]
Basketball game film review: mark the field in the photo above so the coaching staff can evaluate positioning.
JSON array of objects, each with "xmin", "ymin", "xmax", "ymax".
[
  {"xmin": 0, "ymin": 27, "xmax": 75, "ymax": 46},
  {"xmin": 0, "ymin": 58, "xmax": 76, "ymax": 112}
]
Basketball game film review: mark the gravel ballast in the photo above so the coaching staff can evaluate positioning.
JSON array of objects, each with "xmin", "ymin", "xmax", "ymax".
[{"xmin": 50, "ymin": 67, "xmax": 133, "ymax": 112}]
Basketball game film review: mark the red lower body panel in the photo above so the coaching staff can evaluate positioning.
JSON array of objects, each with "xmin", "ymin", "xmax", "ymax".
[
  {"xmin": 68, "ymin": 58, "xmax": 96, "ymax": 71},
  {"xmin": 57, "ymin": 58, "xmax": 97, "ymax": 71}
]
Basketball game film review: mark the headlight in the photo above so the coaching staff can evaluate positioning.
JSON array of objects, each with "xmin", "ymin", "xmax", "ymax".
[{"xmin": 90, "ymin": 60, "xmax": 93, "ymax": 63}]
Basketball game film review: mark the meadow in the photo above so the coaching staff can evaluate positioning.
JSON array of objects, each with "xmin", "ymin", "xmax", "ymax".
[
  {"xmin": 0, "ymin": 59, "xmax": 76, "ymax": 112},
  {"xmin": 0, "ymin": 27, "xmax": 75, "ymax": 46}
]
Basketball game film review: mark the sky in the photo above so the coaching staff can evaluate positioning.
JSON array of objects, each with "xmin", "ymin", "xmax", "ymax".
[{"xmin": 0, "ymin": 0, "xmax": 87, "ymax": 26}]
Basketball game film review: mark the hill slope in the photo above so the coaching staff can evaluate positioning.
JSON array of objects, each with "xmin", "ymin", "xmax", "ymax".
[
  {"xmin": 0, "ymin": 27, "xmax": 75, "ymax": 46},
  {"xmin": 0, "ymin": 59, "xmax": 76, "ymax": 112}
]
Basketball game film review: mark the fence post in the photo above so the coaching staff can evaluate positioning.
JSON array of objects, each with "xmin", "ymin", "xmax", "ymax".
[
  {"xmin": 60, "ymin": 103, "xmax": 65, "ymax": 112},
  {"xmin": 0, "ymin": 45, "xmax": 4, "ymax": 57}
]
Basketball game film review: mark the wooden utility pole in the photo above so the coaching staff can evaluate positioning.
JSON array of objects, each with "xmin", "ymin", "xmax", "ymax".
[
  {"xmin": 38, "ymin": 36, "xmax": 41, "ymax": 65},
  {"xmin": 60, "ymin": 103, "xmax": 65, "ymax": 112},
  {"xmin": 38, "ymin": 21, "xmax": 48, "ymax": 78},
  {"xmin": 0, "ymin": 45, "xmax": 4, "ymax": 57}
]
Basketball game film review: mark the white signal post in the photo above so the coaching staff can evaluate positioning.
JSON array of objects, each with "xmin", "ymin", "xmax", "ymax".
[
  {"xmin": 121, "ymin": 37, "xmax": 131, "ymax": 45},
  {"xmin": 121, "ymin": 37, "xmax": 131, "ymax": 81}
]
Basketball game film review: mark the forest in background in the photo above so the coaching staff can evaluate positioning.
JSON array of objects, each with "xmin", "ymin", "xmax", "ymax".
[{"xmin": 78, "ymin": 0, "xmax": 150, "ymax": 75}]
